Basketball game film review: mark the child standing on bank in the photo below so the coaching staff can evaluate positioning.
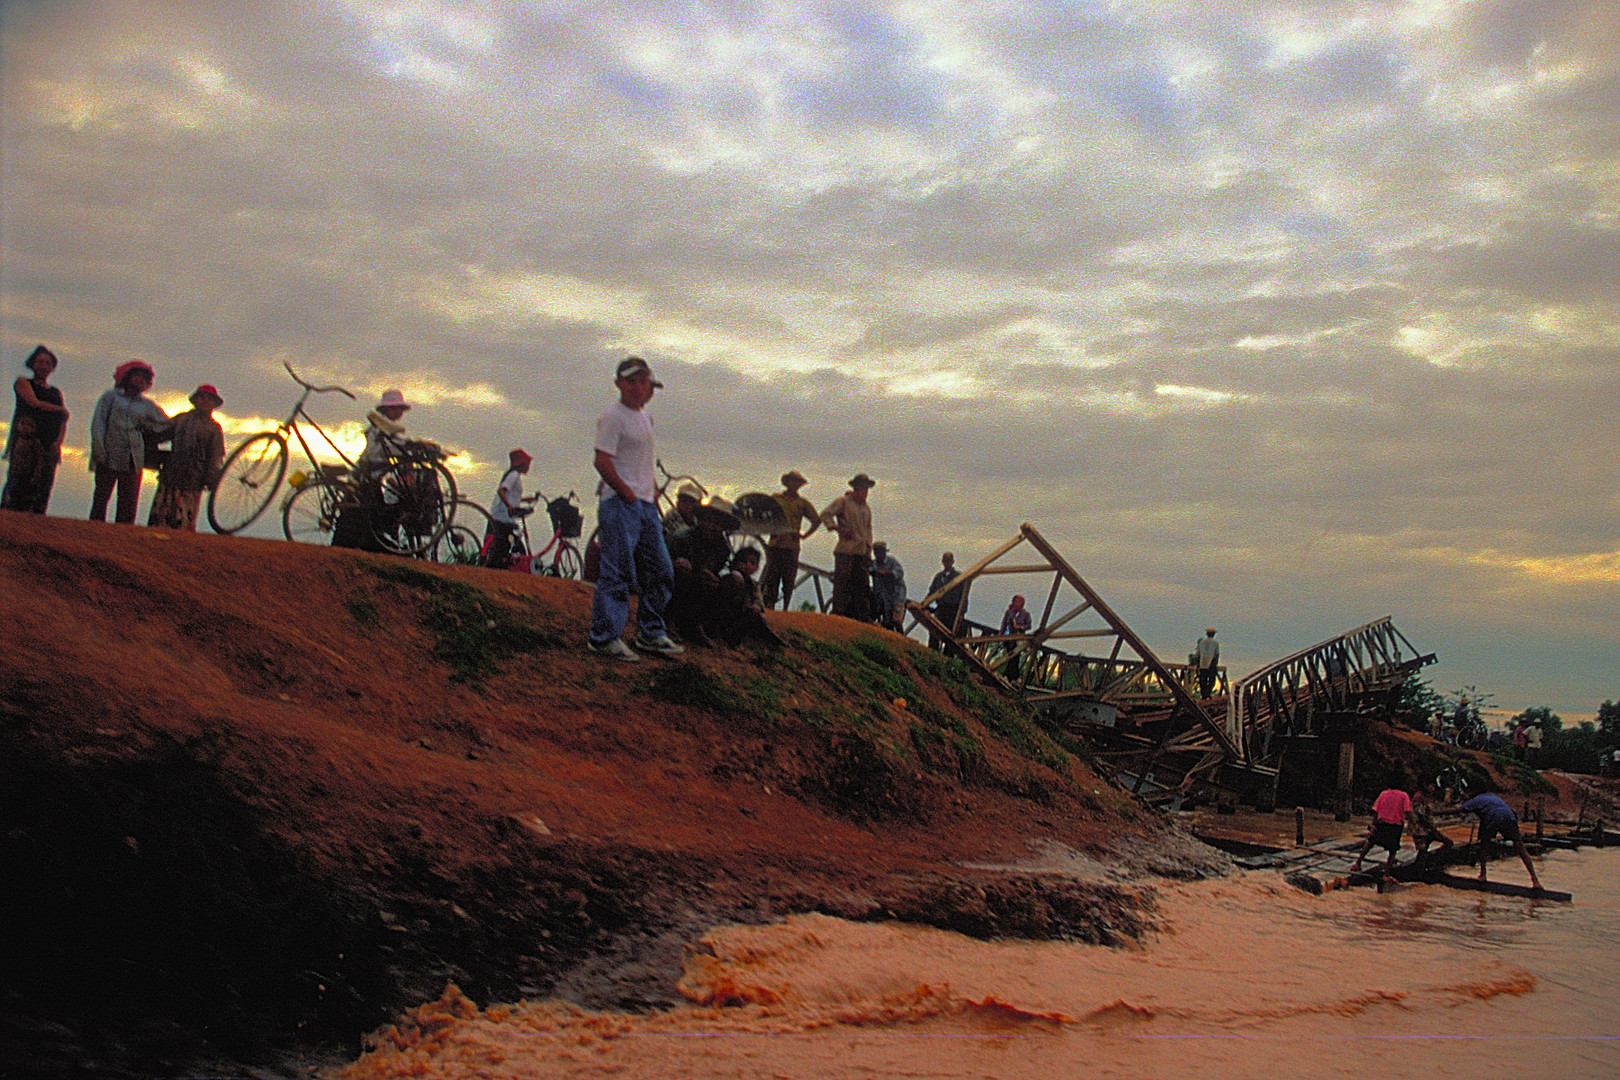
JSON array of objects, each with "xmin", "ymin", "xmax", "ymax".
[
  {"xmin": 484, "ymin": 448, "xmax": 532, "ymax": 568},
  {"xmin": 149, "ymin": 385, "xmax": 225, "ymax": 530}
]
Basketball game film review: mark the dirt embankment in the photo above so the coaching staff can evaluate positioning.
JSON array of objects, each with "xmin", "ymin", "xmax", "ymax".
[{"xmin": 0, "ymin": 514, "xmax": 1225, "ymax": 1076}]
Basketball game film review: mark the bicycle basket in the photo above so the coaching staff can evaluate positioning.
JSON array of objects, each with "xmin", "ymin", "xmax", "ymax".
[{"xmin": 548, "ymin": 497, "xmax": 583, "ymax": 539}]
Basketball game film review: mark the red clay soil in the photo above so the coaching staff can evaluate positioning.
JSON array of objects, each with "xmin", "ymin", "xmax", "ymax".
[{"xmin": 0, "ymin": 513, "xmax": 1224, "ymax": 1077}]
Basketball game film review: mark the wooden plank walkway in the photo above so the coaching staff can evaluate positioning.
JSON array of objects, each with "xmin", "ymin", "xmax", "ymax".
[{"xmin": 1230, "ymin": 833, "xmax": 1574, "ymax": 902}]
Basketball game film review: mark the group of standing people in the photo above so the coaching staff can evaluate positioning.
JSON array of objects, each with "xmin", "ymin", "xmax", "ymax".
[
  {"xmin": 2, "ymin": 346, "xmax": 224, "ymax": 530},
  {"xmin": 582, "ymin": 355, "xmax": 937, "ymax": 660}
]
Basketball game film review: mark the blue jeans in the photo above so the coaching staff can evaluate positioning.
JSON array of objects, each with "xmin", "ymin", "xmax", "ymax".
[{"xmin": 589, "ymin": 496, "xmax": 673, "ymax": 645}]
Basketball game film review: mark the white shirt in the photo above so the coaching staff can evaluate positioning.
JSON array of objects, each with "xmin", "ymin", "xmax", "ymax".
[
  {"xmin": 490, "ymin": 468, "xmax": 524, "ymax": 525},
  {"xmin": 594, "ymin": 402, "xmax": 656, "ymax": 503},
  {"xmin": 1195, "ymin": 636, "xmax": 1219, "ymax": 668}
]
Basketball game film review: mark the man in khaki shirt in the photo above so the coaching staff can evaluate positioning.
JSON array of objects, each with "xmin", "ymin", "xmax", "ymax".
[
  {"xmin": 764, "ymin": 469, "xmax": 820, "ymax": 609},
  {"xmin": 820, "ymin": 473, "xmax": 875, "ymax": 620}
]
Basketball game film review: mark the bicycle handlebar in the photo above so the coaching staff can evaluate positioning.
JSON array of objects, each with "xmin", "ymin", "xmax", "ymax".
[{"xmin": 283, "ymin": 360, "xmax": 357, "ymax": 400}]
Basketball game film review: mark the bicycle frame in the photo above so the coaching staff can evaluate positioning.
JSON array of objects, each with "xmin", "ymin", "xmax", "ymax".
[
  {"xmin": 485, "ymin": 491, "xmax": 579, "ymax": 576},
  {"xmin": 277, "ymin": 363, "xmax": 359, "ymax": 480}
]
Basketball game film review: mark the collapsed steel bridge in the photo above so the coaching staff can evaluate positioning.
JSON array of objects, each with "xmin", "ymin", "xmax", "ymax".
[{"xmin": 906, "ymin": 524, "xmax": 1435, "ymax": 804}]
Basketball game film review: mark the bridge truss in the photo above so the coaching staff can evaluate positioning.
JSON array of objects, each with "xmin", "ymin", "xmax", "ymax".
[{"xmin": 906, "ymin": 525, "xmax": 1435, "ymax": 805}]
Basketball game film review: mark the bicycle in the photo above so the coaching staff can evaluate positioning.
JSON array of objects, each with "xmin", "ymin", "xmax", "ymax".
[
  {"xmin": 282, "ymin": 437, "xmax": 458, "ymax": 556},
  {"xmin": 456, "ymin": 490, "xmax": 583, "ymax": 577},
  {"xmin": 428, "ymin": 497, "xmax": 488, "ymax": 565},
  {"xmin": 207, "ymin": 361, "xmax": 356, "ymax": 534}
]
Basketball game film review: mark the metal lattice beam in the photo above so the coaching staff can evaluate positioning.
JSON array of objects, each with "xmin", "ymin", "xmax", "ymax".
[
  {"xmin": 908, "ymin": 523, "xmax": 1238, "ymax": 759},
  {"xmin": 1227, "ymin": 617, "xmax": 1436, "ymax": 765}
]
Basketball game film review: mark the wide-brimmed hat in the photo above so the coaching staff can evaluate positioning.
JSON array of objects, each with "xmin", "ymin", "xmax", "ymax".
[
  {"xmin": 190, "ymin": 384, "xmax": 223, "ymax": 406},
  {"xmin": 849, "ymin": 473, "xmax": 876, "ymax": 489},
  {"xmin": 377, "ymin": 389, "xmax": 411, "ymax": 411},
  {"xmin": 509, "ymin": 448, "xmax": 533, "ymax": 465},
  {"xmin": 615, "ymin": 356, "xmax": 663, "ymax": 388},
  {"xmin": 781, "ymin": 469, "xmax": 808, "ymax": 487},
  {"xmin": 113, "ymin": 360, "xmax": 154, "ymax": 385},
  {"xmin": 696, "ymin": 496, "xmax": 740, "ymax": 531}
]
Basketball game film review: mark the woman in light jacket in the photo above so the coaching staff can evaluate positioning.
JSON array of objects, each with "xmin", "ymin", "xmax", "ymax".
[{"xmin": 89, "ymin": 360, "xmax": 171, "ymax": 524}]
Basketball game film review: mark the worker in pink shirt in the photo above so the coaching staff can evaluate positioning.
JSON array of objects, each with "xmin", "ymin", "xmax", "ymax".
[{"xmin": 1351, "ymin": 787, "xmax": 1414, "ymax": 875}]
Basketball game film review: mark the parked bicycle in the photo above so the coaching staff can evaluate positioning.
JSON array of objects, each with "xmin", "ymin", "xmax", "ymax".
[
  {"xmin": 207, "ymin": 361, "xmax": 356, "ymax": 534},
  {"xmin": 282, "ymin": 436, "xmax": 458, "ymax": 556},
  {"xmin": 209, "ymin": 362, "xmax": 457, "ymax": 554}
]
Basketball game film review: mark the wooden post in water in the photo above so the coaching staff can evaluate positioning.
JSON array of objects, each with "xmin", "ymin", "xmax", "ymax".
[
  {"xmin": 1295, "ymin": 806, "xmax": 1305, "ymax": 847},
  {"xmin": 1334, "ymin": 742, "xmax": 1355, "ymax": 822},
  {"xmin": 1597, "ymin": 818, "xmax": 1606, "ymax": 848}
]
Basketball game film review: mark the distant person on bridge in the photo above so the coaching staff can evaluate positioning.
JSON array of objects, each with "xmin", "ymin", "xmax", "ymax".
[
  {"xmin": 1351, "ymin": 787, "xmax": 1413, "ymax": 876},
  {"xmin": 1195, "ymin": 628, "xmax": 1220, "ymax": 699},
  {"xmin": 762, "ymin": 469, "xmax": 819, "ymax": 610},
  {"xmin": 926, "ymin": 552, "xmax": 966, "ymax": 649},
  {"xmin": 1457, "ymin": 792, "xmax": 1543, "ymax": 891},
  {"xmin": 869, "ymin": 541, "xmax": 906, "ymax": 630},
  {"xmin": 820, "ymin": 473, "xmax": 875, "ymax": 621},
  {"xmin": 1000, "ymin": 594, "xmax": 1033, "ymax": 681}
]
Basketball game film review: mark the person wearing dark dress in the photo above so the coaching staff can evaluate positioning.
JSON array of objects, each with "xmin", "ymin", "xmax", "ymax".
[{"xmin": 1, "ymin": 346, "xmax": 69, "ymax": 514}]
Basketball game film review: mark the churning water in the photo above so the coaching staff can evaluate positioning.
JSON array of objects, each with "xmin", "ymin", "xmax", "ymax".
[{"xmin": 338, "ymin": 847, "xmax": 1620, "ymax": 1079}]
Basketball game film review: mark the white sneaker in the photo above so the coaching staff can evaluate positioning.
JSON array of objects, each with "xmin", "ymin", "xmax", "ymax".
[
  {"xmin": 588, "ymin": 637, "xmax": 641, "ymax": 662},
  {"xmin": 634, "ymin": 633, "xmax": 686, "ymax": 656}
]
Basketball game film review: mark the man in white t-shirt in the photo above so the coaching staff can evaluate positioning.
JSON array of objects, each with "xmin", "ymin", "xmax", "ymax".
[
  {"xmin": 587, "ymin": 357, "xmax": 684, "ymax": 660},
  {"xmin": 484, "ymin": 448, "xmax": 531, "ymax": 568}
]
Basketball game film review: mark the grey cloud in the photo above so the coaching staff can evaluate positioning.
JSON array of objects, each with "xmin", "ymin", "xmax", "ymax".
[{"xmin": 1416, "ymin": 223, "xmax": 1620, "ymax": 305}]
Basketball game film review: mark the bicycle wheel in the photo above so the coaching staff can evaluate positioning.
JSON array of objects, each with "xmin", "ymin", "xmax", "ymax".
[
  {"xmin": 546, "ymin": 541, "xmax": 581, "ymax": 579},
  {"xmin": 372, "ymin": 457, "xmax": 457, "ymax": 556},
  {"xmin": 443, "ymin": 499, "xmax": 494, "ymax": 563},
  {"xmin": 208, "ymin": 432, "xmax": 288, "ymax": 534},
  {"xmin": 427, "ymin": 524, "xmax": 483, "ymax": 564},
  {"xmin": 282, "ymin": 476, "xmax": 356, "ymax": 545}
]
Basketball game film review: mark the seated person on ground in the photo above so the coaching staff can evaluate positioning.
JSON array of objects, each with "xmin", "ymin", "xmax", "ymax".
[
  {"xmin": 663, "ymin": 482, "xmax": 702, "ymax": 549},
  {"xmin": 714, "ymin": 546, "xmax": 784, "ymax": 647},
  {"xmin": 666, "ymin": 497, "xmax": 736, "ymax": 644}
]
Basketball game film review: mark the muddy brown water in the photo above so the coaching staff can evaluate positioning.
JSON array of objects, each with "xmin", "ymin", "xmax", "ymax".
[{"xmin": 336, "ymin": 846, "xmax": 1620, "ymax": 1080}]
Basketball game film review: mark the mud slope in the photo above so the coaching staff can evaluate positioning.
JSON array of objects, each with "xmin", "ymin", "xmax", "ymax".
[{"xmin": 0, "ymin": 513, "xmax": 1224, "ymax": 1074}]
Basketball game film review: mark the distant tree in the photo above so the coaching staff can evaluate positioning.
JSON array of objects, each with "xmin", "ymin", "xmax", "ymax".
[
  {"xmin": 1513, "ymin": 705, "xmax": 1609, "ymax": 774},
  {"xmin": 1597, "ymin": 700, "xmax": 1620, "ymax": 737},
  {"xmin": 1388, "ymin": 673, "xmax": 1445, "ymax": 730},
  {"xmin": 1513, "ymin": 705, "xmax": 1561, "ymax": 735}
]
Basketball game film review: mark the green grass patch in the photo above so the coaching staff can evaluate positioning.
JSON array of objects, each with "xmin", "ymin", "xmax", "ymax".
[
  {"xmin": 645, "ymin": 661, "xmax": 735, "ymax": 713},
  {"xmin": 1486, "ymin": 753, "xmax": 1559, "ymax": 798},
  {"xmin": 352, "ymin": 560, "xmax": 560, "ymax": 684},
  {"xmin": 344, "ymin": 596, "xmax": 380, "ymax": 625}
]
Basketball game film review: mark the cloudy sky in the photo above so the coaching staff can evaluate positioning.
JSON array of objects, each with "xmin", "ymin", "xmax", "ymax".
[{"xmin": 3, "ymin": 0, "xmax": 1617, "ymax": 720}]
